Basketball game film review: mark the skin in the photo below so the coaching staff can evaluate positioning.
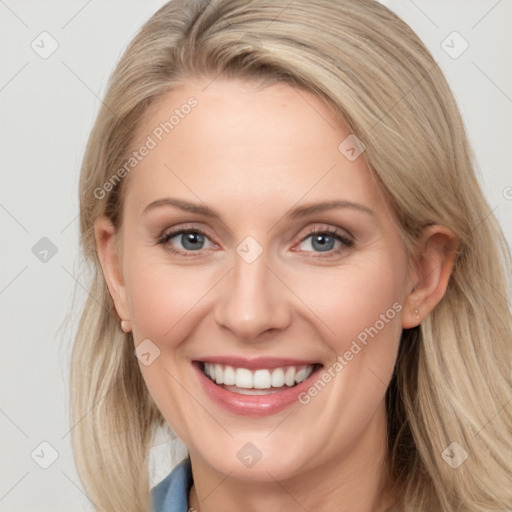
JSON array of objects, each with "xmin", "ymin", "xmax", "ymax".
[{"xmin": 95, "ymin": 78, "xmax": 457, "ymax": 512}]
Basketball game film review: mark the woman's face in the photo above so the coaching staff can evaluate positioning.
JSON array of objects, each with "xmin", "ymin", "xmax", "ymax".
[{"xmin": 101, "ymin": 78, "xmax": 417, "ymax": 481}]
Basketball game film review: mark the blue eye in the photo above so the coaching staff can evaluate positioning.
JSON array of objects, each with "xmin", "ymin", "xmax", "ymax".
[
  {"xmin": 159, "ymin": 229, "xmax": 215, "ymax": 254},
  {"xmin": 158, "ymin": 226, "xmax": 354, "ymax": 257},
  {"xmin": 297, "ymin": 228, "xmax": 353, "ymax": 254}
]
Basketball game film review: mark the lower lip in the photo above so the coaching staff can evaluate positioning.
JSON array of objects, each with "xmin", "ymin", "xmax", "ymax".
[{"xmin": 193, "ymin": 362, "xmax": 322, "ymax": 417}]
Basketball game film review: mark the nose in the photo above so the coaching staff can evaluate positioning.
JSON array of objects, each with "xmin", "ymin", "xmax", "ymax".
[{"xmin": 213, "ymin": 251, "xmax": 292, "ymax": 341}]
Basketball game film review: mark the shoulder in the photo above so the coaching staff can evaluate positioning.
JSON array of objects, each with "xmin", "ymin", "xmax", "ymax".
[{"xmin": 151, "ymin": 457, "xmax": 193, "ymax": 512}]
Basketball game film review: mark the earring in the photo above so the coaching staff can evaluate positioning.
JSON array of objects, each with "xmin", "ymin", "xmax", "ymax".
[
  {"xmin": 120, "ymin": 320, "xmax": 132, "ymax": 333},
  {"xmin": 415, "ymin": 309, "xmax": 420, "ymax": 322}
]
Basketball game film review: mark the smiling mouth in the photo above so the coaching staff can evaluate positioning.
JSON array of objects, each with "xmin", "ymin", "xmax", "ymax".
[{"xmin": 199, "ymin": 362, "xmax": 323, "ymax": 395}]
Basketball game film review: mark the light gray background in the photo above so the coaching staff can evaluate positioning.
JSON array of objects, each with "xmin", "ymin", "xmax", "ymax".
[{"xmin": 1, "ymin": 1, "xmax": 511, "ymax": 510}]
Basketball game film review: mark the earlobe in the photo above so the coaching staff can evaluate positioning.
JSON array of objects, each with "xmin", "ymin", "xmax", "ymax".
[
  {"xmin": 120, "ymin": 319, "xmax": 132, "ymax": 333},
  {"xmin": 94, "ymin": 216, "xmax": 130, "ymax": 323},
  {"xmin": 402, "ymin": 225, "xmax": 458, "ymax": 329}
]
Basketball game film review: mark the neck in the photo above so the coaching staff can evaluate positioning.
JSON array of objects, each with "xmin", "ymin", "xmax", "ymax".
[{"xmin": 188, "ymin": 404, "xmax": 399, "ymax": 512}]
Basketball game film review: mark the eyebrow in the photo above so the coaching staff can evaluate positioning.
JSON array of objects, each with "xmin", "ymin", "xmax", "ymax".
[{"xmin": 142, "ymin": 197, "xmax": 374, "ymax": 219}]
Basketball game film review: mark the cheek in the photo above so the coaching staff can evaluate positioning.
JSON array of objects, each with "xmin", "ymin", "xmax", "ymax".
[
  {"xmin": 290, "ymin": 252, "xmax": 405, "ymax": 363},
  {"xmin": 123, "ymin": 250, "xmax": 216, "ymax": 344},
  {"xmin": 122, "ymin": 251, "xmax": 218, "ymax": 443},
  {"xmin": 284, "ymin": 252, "xmax": 405, "ymax": 446}
]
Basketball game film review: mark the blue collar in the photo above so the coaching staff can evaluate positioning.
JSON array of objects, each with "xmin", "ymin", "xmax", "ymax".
[{"xmin": 152, "ymin": 457, "xmax": 193, "ymax": 512}]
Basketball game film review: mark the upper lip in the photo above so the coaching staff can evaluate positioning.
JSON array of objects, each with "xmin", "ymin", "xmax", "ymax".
[{"xmin": 195, "ymin": 356, "xmax": 322, "ymax": 371}]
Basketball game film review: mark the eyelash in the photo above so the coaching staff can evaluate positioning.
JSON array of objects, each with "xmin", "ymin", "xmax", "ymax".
[
  {"xmin": 296, "ymin": 226, "xmax": 354, "ymax": 256},
  {"xmin": 157, "ymin": 224, "xmax": 354, "ymax": 258}
]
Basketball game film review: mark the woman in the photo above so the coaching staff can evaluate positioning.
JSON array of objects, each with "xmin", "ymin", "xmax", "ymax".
[{"xmin": 70, "ymin": 1, "xmax": 512, "ymax": 511}]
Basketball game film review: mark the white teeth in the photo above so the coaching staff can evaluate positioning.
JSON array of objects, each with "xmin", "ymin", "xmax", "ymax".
[
  {"xmin": 214, "ymin": 364, "xmax": 224, "ymax": 384},
  {"xmin": 203, "ymin": 363, "xmax": 316, "ymax": 390},
  {"xmin": 271, "ymin": 368, "xmax": 285, "ymax": 387},
  {"xmin": 235, "ymin": 368, "xmax": 253, "ymax": 388},
  {"xmin": 284, "ymin": 367, "xmax": 295, "ymax": 386},
  {"xmin": 223, "ymin": 365, "xmax": 236, "ymax": 385},
  {"xmin": 295, "ymin": 366, "xmax": 313, "ymax": 384},
  {"xmin": 253, "ymin": 369, "xmax": 271, "ymax": 389}
]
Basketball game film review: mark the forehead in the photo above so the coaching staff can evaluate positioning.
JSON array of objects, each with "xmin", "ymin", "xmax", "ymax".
[{"xmin": 123, "ymin": 78, "xmax": 384, "ymax": 219}]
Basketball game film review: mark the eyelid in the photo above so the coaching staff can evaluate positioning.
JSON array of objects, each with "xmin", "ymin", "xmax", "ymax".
[
  {"xmin": 157, "ymin": 223, "xmax": 216, "ymax": 243},
  {"xmin": 156, "ymin": 223, "xmax": 220, "ymax": 257},
  {"xmin": 298, "ymin": 224, "xmax": 353, "ymax": 242},
  {"xmin": 292, "ymin": 224, "xmax": 354, "ymax": 255}
]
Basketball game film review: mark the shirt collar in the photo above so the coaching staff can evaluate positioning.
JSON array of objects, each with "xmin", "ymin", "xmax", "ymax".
[{"xmin": 152, "ymin": 456, "xmax": 193, "ymax": 512}]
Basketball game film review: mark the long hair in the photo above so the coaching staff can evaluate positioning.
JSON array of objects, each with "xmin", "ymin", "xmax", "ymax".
[{"xmin": 71, "ymin": 1, "xmax": 512, "ymax": 510}]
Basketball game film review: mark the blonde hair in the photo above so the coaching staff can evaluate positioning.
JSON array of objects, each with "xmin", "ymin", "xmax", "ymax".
[{"xmin": 71, "ymin": 1, "xmax": 512, "ymax": 510}]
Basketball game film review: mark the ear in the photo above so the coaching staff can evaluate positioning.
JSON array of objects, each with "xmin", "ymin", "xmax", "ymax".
[
  {"xmin": 402, "ymin": 225, "xmax": 458, "ymax": 329},
  {"xmin": 94, "ymin": 216, "xmax": 130, "ymax": 322}
]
